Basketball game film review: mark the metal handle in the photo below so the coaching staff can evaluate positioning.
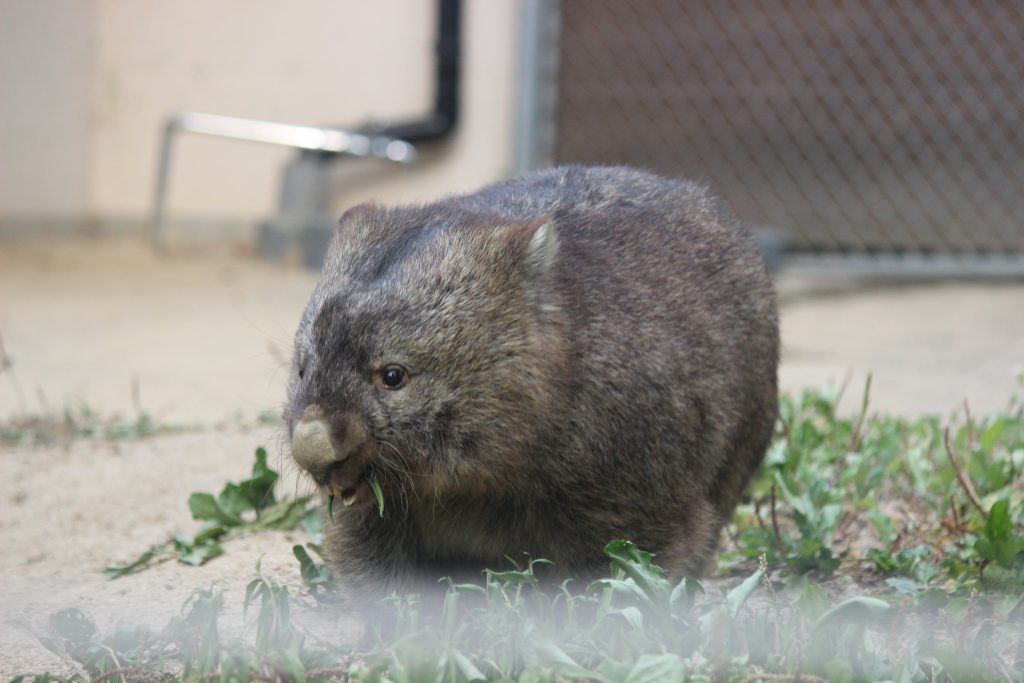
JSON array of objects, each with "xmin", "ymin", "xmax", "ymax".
[{"xmin": 151, "ymin": 111, "xmax": 417, "ymax": 248}]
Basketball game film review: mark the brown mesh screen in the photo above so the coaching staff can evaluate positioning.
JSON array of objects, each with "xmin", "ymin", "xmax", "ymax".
[{"xmin": 554, "ymin": 1, "xmax": 1024, "ymax": 255}]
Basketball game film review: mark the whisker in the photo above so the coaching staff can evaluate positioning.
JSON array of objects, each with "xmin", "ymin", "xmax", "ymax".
[{"xmin": 375, "ymin": 438, "xmax": 416, "ymax": 516}]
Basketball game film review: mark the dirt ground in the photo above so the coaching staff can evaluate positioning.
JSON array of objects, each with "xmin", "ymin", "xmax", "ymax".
[{"xmin": 1, "ymin": 239, "xmax": 1022, "ymax": 677}]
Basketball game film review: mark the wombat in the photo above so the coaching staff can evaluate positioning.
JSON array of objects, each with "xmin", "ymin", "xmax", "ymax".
[{"xmin": 285, "ymin": 166, "xmax": 778, "ymax": 598}]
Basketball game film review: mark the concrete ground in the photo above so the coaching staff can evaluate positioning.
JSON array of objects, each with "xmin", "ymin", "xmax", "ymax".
[
  {"xmin": 0, "ymin": 238, "xmax": 1021, "ymax": 676},
  {"xmin": 777, "ymin": 275, "xmax": 1023, "ymax": 417},
  {"xmin": 1, "ymin": 240, "xmax": 1019, "ymax": 423}
]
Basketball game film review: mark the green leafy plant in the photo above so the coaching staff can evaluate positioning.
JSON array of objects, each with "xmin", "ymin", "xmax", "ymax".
[
  {"xmin": 20, "ymin": 540, "xmax": 1024, "ymax": 682},
  {"xmin": 293, "ymin": 543, "xmax": 335, "ymax": 594},
  {"xmin": 1, "ymin": 402, "xmax": 191, "ymax": 446},
  {"xmin": 26, "ymin": 384, "xmax": 1018, "ymax": 681},
  {"xmin": 726, "ymin": 381, "xmax": 1024, "ymax": 590},
  {"xmin": 105, "ymin": 447, "xmax": 313, "ymax": 577}
]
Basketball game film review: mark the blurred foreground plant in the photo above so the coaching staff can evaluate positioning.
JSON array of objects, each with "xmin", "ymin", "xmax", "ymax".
[{"xmin": 17, "ymin": 539, "xmax": 1024, "ymax": 682}]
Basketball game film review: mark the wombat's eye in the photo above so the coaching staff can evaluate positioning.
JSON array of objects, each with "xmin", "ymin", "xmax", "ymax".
[{"xmin": 380, "ymin": 365, "xmax": 406, "ymax": 389}]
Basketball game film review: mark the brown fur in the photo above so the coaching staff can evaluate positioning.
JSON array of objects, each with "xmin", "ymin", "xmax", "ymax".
[{"xmin": 285, "ymin": 166, "xmax": 779, "ymax": 598}]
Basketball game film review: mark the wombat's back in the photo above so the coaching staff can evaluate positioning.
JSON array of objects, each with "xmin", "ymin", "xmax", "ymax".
[{"xmin": 459, "ymin": 166, "xmax": 779, "ymax": 573}]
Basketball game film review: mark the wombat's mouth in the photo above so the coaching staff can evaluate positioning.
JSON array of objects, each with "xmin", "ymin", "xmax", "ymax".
[{"xmin": 325, "ymin": 466, "xmax": 372, "ymax": 508}]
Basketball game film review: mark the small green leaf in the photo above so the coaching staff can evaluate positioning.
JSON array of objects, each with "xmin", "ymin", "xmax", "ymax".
[
  {"xmin": 103, "ymin": 544, "xmax": 167, "ymax": 578},
  {"xmin": 173, "ymin": 536, "xmax": 224, "ymax": 566},
  {"xmin": 815, "ymin": 596, "xmax": 892, "ymax": 629},
  {"xmin": 976, "ymin": 499, "xmax": 1024, "ymax": 568},
  {"xmin": 885, "ymin": 577, "xmax": 922, "ymax": 596},
  {"xmin": 293, "ymin": 544, "xmax": 316, "ymax": 577},
  {"xmin": 612, "ymin": 606, "xmax": 645, "ymax": 630},
  {"xmin": 188, "ymin": 492, "xmax": 243, "ymax": 526},
  {"xmin": 588, "ymin": 577, "xmax": 655, "ymax": 607},
  {"xmin": 243, "ymin": 577, "xmax": 263, "ymax": 618},
  {"xmin": 625, "ymin": 653, "xmax": 684, "ymax": 683},
  {"xmin": 193, "ymin": 521, "xmax": 227, "ymax": 544},
  {"xmin": 293, "ymin": 544, "xmax": 333, "ymax": 590},
  {"xmin": 238, "ymin": 446, "xmax": 279, "ymax": 511},
  {"xmin": 486, "ymin": 567, "xmax": 540, "ymax": 585},
  {"xmin": 603, "ymin": 540, "xmax": 670, "ymax": 603},
  {"xmin": 450, "ymin": 649, "xmax": 487, "ymax": 682},
  {"xmin": 215, "ymin": 483, "xmax": 252, "ymax": 518},
  {"xmin": 725, "ymin": 568, "xmax": 763, "ymax": 619},
  {"xmin": 669, "ymin": 576, "xmax": 704, "ymax": 608},
  {"xmin": 368, "ymin": 472, "xmax": 385, "ymax": 517},
  {"xmin": 530, "ymin": 640, "xmax": 597, "ymax": 679},
  {"xmin": 981, "ymin": 419, "xmax": 1006, "ymax": 453},
  {"xmin": 254, "ymin": 496, "xmax": 311, "ymax": 530},
  {"xmin": 986, "ymin": 500, "xmax": 1011, "ymax": 541}
]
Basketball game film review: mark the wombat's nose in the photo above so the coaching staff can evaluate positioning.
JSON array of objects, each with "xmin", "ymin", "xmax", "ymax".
[
  {"xmin": 290, "ymin": 405, "xmax": 366, "ymax": 481},
  {"xmin": 291, "ymin": 419, "xmax": 336, "ymax": 481}
]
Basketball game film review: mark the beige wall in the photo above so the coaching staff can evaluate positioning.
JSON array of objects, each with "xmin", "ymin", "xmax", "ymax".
[
  {"xmin": 0, "ymin": 1, "xmax": 94, "ymax": 216},
  {"xmin": 326, "ymin": 1, "xmax": 520, "ymax": 212},
  {"xmin": 0, "ymin": 0, "xmax": 519, "ymax": 228}
]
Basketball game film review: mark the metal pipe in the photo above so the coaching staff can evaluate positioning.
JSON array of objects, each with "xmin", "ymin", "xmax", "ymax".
[
  {"xmin": 515, "ymin": 0, "xmax": 560, "ymax": 174},
  {"xmin": 151, "ymin": 112, "xmax": 415, "ymax": 249},
  {"xmin": 151, "ymin": 119, "xmax": 177, "ymax": 250},
  {"xmin": 368, "ymin": 0, "xmax": 460, "ymax": 143},
  {"xmin": 170, "ymin": 112, "xmax": 417, "ymax": 161}
]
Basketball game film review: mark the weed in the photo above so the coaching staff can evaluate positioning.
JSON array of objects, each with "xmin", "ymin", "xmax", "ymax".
[
  {"xmin": 104, "ymin": 447, "xmax": 313, "ymax": 577},
  {"xmin": 17, "ymin": 385, "xmax": 1024, "ymax": 681},
  {"xmin": 724, "ymin": 382, "xmax": 1024, "ymax": 590},
  {"xmin": 16, "ymin": 540, "xmax": 1024, "ymax": 682},
  {"xmin": 0, "ymin": 403, "xmax": 191, "ymax": 447}
]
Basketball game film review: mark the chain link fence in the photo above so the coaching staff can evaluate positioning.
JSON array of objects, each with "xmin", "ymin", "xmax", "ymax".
[{"xmin": 551, "ymin": 1, "xmax": 1024, "ymax": 259}]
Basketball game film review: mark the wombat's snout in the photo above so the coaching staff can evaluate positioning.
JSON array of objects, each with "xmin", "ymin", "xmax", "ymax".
[{"xmin": 290, "ymin": 405, "xmax": 366, "ymax": 482}]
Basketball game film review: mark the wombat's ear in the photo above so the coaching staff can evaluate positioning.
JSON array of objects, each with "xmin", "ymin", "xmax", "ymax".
[
  {"xmin": 521, "ymin": 219, "xmax": 559, "ymax": 281},
  {"xmin": 336, "ymin": 202, "xmax": 380, "ymax": 234}
]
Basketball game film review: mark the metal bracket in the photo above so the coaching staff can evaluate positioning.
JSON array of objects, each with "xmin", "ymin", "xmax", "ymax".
[{"xmin": 150, "ymin": 111, "xmax": 416, "ymax": 249}]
